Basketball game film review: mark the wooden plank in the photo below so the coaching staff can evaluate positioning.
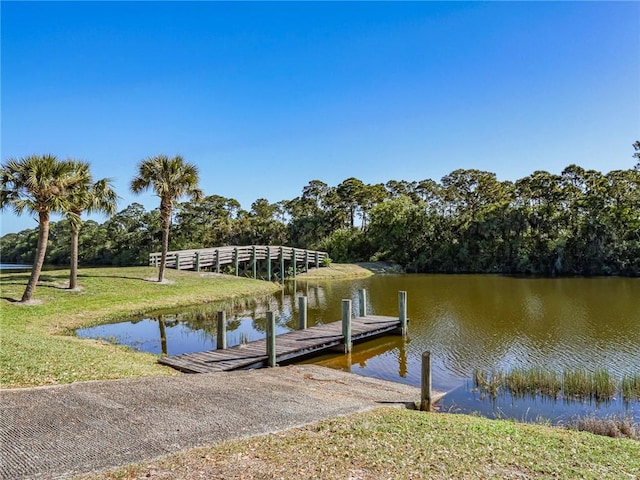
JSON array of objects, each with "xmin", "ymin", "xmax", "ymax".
[{"xmin": 158, "ymin": 315, "xmax": 401, "ymax": 373}]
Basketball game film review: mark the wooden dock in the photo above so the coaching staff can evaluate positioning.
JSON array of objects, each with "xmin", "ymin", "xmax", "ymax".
[{"xmin": 159, "ymin": 315, "xmax": 402, "ymax": 373}]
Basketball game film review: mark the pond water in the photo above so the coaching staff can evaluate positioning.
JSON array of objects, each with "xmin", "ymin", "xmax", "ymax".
[
  {"xmin": 77, "ymin": 274, "xmax": 640, "ymax": 423},
  {"xmin": 0, "ymin": 263, "xmax": 31, "ymax": 271}
]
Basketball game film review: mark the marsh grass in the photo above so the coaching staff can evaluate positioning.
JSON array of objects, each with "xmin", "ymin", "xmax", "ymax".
[
  {"xmin": 567, "ymin": 414, "xmax": 639, "ymax": 440},
  {"xmin": 622, "ymin": 374, "xmax": 640, "ymax": 402},
  {"xmin": 505, "ymin": 366, "xmax": 562, "ymax": 399},
  {"xmin": 473, "ymin": 367, "xmax": 639, "ymax": 403},
  {"xmin": 563, "ymin": 368, "xmax": 617, "ymax": 401},
  {"xmin": 473, "ymin": 369, "xmax": 503, "ymax": 398}
]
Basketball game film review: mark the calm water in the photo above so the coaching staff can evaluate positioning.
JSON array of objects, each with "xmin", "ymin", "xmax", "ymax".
[
  {"xmin": 77, "ymin": 274, "xmax": 640, "ymax": 422},
  {"xmin": 0, "ymin": 263, "xmax": 31, "ymax": 271}
]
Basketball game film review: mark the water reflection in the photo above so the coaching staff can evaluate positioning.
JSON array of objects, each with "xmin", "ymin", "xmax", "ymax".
[
  {"xmin": 77, "ymin": 274, "xmax": 640, "ymax": 420},
  {"xmin": 442, "ymin": 385, "xmax": 639, "ymax": 424}
]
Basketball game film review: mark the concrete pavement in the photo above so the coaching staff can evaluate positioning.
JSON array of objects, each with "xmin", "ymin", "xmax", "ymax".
[{"xmin": 1, "ymin": 365, "xmax": 437, "ymax": 479}]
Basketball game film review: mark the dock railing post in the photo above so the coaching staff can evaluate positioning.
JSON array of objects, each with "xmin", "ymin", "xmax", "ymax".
[
  {"xmin": 342, "ymin": 299, "xmax": 352, "ymax": 353},
  {"xmin": 279, "ymin": 247, "xmax": 285, "ymax": 281},
  {"xmin": 252, "ymin": 245, "xmax": 257, "ymax": 279},
  {"xmin": 195, "ymin": 251, "xmax": 201, "ymax": 272},
  {"xmin": 266, "ymin": 311, "xmax": 276, "ymax": 367},
  {"xmin": 292, "ymin": 248, "xmax": 297, "ymax": 278},
  {"xmin": 421, "ymin": 351, "xmax": 432, "ymax": 411},
  {"xmin": 298, "ymin": 296, "xmax": 307, "ymax": 330},
  {"xmin": 216, "ymin": 311, "xmax": 227, "ymax": 350},
  {"xmin": 398, "ymin": 290, "xmax": 408, "ymax": 336},
  {"xmin": 234, "ymin": 247, "xmax": 239, "ymax": 277},
  {"xmin": 358, "ymin": 289, "xmax": 367, "ymax": 317}
]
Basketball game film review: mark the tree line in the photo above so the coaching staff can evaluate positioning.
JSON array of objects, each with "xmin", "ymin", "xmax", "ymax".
[{"xmin": 2, "ymin": 145, "xmax": 640, "ymax": 300}]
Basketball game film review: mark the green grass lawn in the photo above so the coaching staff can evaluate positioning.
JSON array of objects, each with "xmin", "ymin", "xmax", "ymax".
[
  {"xmin": 77, "ymin": 408, "xmax": 640, "ymax": 480},
  {"xmin": 0, "ymin": 267, "xmax": 281, "ymax": 388}
]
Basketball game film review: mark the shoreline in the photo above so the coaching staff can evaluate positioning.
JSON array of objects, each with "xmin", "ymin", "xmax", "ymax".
[
  {"xmin": 0, "ymin": 266, "xmax": 281, "ymax": 389},
  {"xmin": 296, "ymin": 261, "xmax": 403, "ymax": 279}
]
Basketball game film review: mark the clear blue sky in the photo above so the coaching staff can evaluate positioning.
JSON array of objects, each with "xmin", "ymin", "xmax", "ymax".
[{"xmin": 2, "ymin": 1, "xmax": 639, "ymax": 234}]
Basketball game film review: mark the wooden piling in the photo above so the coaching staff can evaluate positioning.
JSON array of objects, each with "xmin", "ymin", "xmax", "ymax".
[
  {"xmin": 398, "ymin": 291, "xmax": 407, "ymax": 336},
  {"xmin": 195, "ymin": 251, "xmax": 201, "ymax": 272},
  {"xmin": 234, "ymin": 247, "xmax": 239, "ymax": 276},
  {"xmin": 298, "ymin": 296, "xmax": 308, "ymax": 330},
  {"xmin": 216, "ymin": 311, "xmax": 227, "ymax": 350},
  {"xmin": 342, "ymin": 299, "xmax": 352, "ymax": 353},
  {"xmin": 420, "ymin": 351, "xmax": 432, "ymax": 411},
  {"xmin": 266, "ymin": 311, "xmax": 276, "ymax": 367},
  {"xmin": 358, "ymin": 289, "xmax": 367, "ymax": 317}
]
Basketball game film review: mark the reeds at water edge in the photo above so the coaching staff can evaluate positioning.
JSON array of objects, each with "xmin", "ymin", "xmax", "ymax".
[
  {"xmin": 473, "ymin": 367, "xmax": 640, "ymax": 403},
  {"xmin": 621, "ymin": 374, "xmax": 640, "ymax": 403}
]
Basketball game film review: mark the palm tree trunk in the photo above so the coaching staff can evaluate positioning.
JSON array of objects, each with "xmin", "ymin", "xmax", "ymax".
[
  {"xmin": 21, "ymin": 212, "xmax": 50, "ymax": 302},
  {"xmin": 158, "ymin": 200, "xmax": 172, "ymax": 282},
  {"xmin": 69, "ymin": 225, "xmax": 80, "ymax": 290},
  {"xmin": 158, "ymin": 223, "xmax": 169, "ymax": 282}
]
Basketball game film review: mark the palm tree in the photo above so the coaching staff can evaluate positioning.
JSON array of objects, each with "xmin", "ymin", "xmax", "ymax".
[
  {"xmin": 130, "ymin": 155, "xmax": 202, "ymax": 282},
  {"xmin": 66, "ymin": 161, "xmax": 118, "ymax": 290},
  {"xmin": 1, "ymin": 155, "xmax": 82, "ymax": 302}
]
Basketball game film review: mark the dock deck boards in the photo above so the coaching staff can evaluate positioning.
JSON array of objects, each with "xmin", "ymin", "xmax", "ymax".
[{"xmin": 159, "ymin": 315, "xmax": 401, "ymax": 373}]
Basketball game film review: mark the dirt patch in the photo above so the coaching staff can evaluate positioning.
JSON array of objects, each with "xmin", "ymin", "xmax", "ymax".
[
  {"xmin": 14, "ymin": 298, "xmax": 44, "ymax": 306},
  {"xmin": 143, "ymin": 278, "xmax": 176, "ymax": 285}
]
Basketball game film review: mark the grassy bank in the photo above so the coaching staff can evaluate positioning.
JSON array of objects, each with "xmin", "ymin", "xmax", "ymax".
[
  {"xmin": 0, "ymin": 267, "xmax": 281, "ymax": 388},
  {"xmin": 77, "ymin": 407, "xmax": 640, "ymax": 480},
  {"xmin": 297, "ymin": 263, "xmax": 376, "ymax": 279}
]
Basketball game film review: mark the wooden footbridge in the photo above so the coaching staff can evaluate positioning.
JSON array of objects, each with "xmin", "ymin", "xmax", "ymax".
[
  {"xmin": 159, "ymin": 292, "xmax": 409, "ymax": 374},
  {"xmin": 149, "ymin": 245, "xmax": 328, "ymax": 280}
]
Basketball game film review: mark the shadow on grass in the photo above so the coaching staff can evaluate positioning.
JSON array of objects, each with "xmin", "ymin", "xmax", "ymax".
[
  {"xmin": 0, "ymin": 273, "xmax": 59, "ymax": 282},
  {"xmin": 76, "ymin": 273, "xmax": 152, "ymax": 282},
  {"xmin": 1, "ymin": 296, "xmax": 21, "ymax": 303}
]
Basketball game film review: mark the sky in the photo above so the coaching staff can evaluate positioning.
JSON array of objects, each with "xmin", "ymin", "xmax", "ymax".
[{"xmin": 1, "ymin": 1, "xmax": 639, "ymax": 235}]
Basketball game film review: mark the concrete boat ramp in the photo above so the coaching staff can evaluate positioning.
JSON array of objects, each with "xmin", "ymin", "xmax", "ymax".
[{"xmin": 1, "ymin": 365, "xmax": 443, "ymax": 480}]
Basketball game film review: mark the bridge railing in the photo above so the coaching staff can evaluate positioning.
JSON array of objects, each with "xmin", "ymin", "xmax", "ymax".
[{"xmin": 149, "ymin": 245, "xmax": 328, "ymax": 279}]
